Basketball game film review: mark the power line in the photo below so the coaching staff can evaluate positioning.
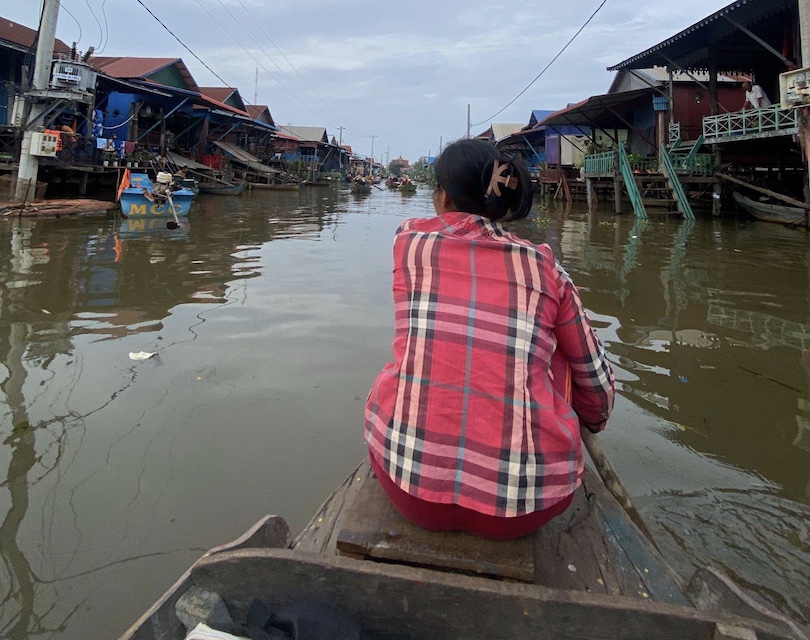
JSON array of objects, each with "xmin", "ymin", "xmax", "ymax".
[
  {"xmin": 134, "ymin": 0, "xmax": 233, "ymax": 88},
  {"xmin": 206, "ymin": 0, "xmax": 349, "ymax": 130},
  {"xmin": 97, "ymin": 0, "xmax": 111, "ymax": 54},
  {"xmin": 232, "ymin": 0, "xmax": 365, "ymax": 137},
  {"xmin": 83, "ymin": 0, "xmax": 104, "ymax": 50},
  {"xmin": 191, "ymin": 0, "xmax": 351, "ymax": 132},
  {"xmin": 471, "ymin": 0, "xmax": 610, "ymax": 128},
  {"xmin": 59, "ymin": 3, "xmax": 83, "ymax": 46}
]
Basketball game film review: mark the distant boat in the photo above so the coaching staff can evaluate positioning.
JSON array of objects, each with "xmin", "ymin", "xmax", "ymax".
[
  {"xmin": 198, "ymin": 182, "xmax": 245, "ymax": 196},
  {"xmin": 399, "ymin": 182, "xmax": 417, "ymax": 193},
  {"xmin": 733, "ymin": 191, "xmax": 806, "ymax": 225},
  {"xmin": 302, "ymin": 179, "xmax": 332, "ymax": 187},
  {"xmin": 120, "ymin": 173, "xmax": 195, "ymax": 218},
  {"xmin": 350, "ymin": 181, "xmax": 372, "ymax": 194},
  {"xmin": 249, "ymin": 182, "xmax": 300, "ymax": 191}
]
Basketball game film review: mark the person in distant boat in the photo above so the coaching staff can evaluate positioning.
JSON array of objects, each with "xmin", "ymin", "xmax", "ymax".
[
  {"xmin": 365, "ymin": 139, "xmax": 615, "ymax": 540},
  {"xmin": 742, "ymin": 81, "xmax": 772, "ymax": 109}
]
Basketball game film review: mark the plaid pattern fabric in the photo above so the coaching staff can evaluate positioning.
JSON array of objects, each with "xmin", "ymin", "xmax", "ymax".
[{"xmin": 365, "ymin": 212, "xmax": 614, "ymax": 517}]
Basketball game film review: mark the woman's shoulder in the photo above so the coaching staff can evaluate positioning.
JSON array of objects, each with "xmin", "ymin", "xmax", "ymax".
[{"xmin": 396, "ymin": 216, "xmax": 443, "ymax": 235}]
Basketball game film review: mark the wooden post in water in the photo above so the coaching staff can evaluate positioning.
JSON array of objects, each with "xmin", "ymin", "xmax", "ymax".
[{"xmin": 709, "ymin": 48, "xmax": 723, "ymax": 217}]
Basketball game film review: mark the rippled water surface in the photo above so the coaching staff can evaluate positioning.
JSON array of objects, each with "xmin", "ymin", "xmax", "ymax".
[{"xmin": 0, "ymin": 186, "xmax": 808, "ymax": 638}]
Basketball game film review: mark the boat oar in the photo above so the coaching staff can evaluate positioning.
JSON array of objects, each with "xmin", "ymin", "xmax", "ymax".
[{"xmin": 580, "ymin": 427, "xmax": 661, "ymax": 553}]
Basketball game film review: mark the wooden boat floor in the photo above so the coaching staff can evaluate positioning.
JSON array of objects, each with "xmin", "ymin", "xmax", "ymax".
[{"xmin": 294, "ymin": 461, "xmax": 690, "ymax": 607}]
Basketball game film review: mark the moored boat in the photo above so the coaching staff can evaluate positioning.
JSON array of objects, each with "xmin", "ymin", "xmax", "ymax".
[
  {"xmin": 198, "ymin": 182, "xmax": 245, "ymax": 196},
  {"xmin": 120, "ymin": 173, "xmax": 195, "ymax": 218},
  {"xmin": 350, "ymin": 181, "xmax": 372, "ymax": 194},
  {"xmin": 248, "ymin": 182, "xmax": 300, "ymax": 191},
  {"xmin": 733, "ymin": 191, "xmax": 807, "ymax": 226},
  {"xmin": 119, "ymin": 454, "xmax": 804, "ymax": 640}
]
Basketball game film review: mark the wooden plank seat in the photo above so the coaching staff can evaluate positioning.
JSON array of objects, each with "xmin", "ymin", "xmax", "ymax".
[{"xmin": 335, "ymin": 463, "xmax": 690, "ymax": 606}]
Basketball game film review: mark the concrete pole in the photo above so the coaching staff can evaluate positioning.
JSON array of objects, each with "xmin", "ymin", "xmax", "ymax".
[
  {"xmin": 801, "ymin": 0, "xmax": 810, "ymax": 215},
  {"xmin": 466, "ymin": 104, "xmax": 471, "ymax": 139},
  {"xmin": 15, "ymin": 0, "xmax": 60, "ymax": 201},
  {"xmin": 800, "ymin": 0, "xmax": 810, "ymax": 66}
]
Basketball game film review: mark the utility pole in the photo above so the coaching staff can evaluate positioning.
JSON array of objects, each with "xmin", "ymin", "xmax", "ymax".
[
  {"xmin": 339, "ymin": 126, "xmax": 343, "ymax": 146},
  {"xmin": 15, "ymin": 0, "xmax": 60, "ymax": 201},
  {"xmin": 370, "ymin": 134, "xmax": 376, "ymax": 171},
  {"xmin": 801, "ymin": 0, "xmax": 810, "ymax": 66},
  {"xmin": 466, "ymin": 104, "xmax": 471, "ymax": 139},
  {"xmin": 439, "ymin": 136, "xmax": 443, "ymax": 154}
]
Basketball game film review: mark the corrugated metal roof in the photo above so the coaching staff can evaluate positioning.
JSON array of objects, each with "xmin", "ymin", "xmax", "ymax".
[
  {"xmin": 247, "ymin": 105, "xmax": 274, "ymax": 125},
  {"xmin": 534, "ymin": 88, "xmax": 654, "ymax": 128},
  {"xmin": 212, "ymin": 141, "xmax": 280, "ymax": 174},
  {"xmin": 198, "ymin": 87, "xmax": 236, "ymax": 104},
  {"xmin": 166, "ymin": 151, "xmax": 213, "ymax": 172},
  {"xmin": 491, "ymin": 123, "xmax": 526, "ymax": 143},
  {"xmin": 0, "ymin": 16, "xmax": 70, "ymax": 54},
  {"xmin": 608, "ymin": 0, "xmax": 795, "ymax": 72},
  {"xmin": 278, "ymin": 126, "xmax": 328, "ymax": 143},
  {"xmin": 90, "ymin": 56, "xmax": 200, "ymax": 92}
]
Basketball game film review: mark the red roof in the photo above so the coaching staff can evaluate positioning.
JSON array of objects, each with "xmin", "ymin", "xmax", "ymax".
[
  {"xmin": 199, "ymin": 87, "xmax": 236, "ymax": 103},
  {"xmin": 0, "ymin": 16, "xmax": 70, "ymax": 53},
  {"xmin": 247, "ymin": 104, "xmax": 272, "ymax": 119},
  {"xmin": 90, "ymin": 56, "xmax": 199, "ymax": 92}
]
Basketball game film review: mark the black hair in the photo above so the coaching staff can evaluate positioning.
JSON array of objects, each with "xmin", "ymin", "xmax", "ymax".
[{"xmin": 433, "ymin": 139, "xmax": 533, "ymax": 222}]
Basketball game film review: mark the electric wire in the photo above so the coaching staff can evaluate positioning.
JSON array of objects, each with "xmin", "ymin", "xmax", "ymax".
[
  {"xmin": 134, "ymin": 0, "xmax": 234, "ymax": 88},
  {"xmin": 197, "ymin": 0, "xmax": 350, "ymax": 131},
  {"xmin": 192, "ymin": 0, "xmax": 356, "ymax": 135},
  {"xmin": 232, "ymin": 0, "xmax": 365, "ymax": 137},
  {"xmin": 83, "ymin": 0, "xmax": 105, "ymax": 51},
  {"xmin": 97, "ymin": 0, "xmax": 111, "ymax": 54},
  {"xmin": 59, "ymin": 3, "xmax": 83, "ymax": 47},
  {"xmin": 470, "ymin": 0, "xmax": 609, "ymax": 128}
]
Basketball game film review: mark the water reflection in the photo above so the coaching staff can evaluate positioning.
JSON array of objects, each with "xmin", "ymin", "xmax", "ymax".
[{"xmin": 0, "ymin": 191, "xmax": 808, "ymax": 637}]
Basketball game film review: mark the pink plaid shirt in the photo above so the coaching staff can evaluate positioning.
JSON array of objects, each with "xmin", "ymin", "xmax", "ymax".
[{"xmin": 365, "ymin": 212, "xmax": 614, "ymax": 517}]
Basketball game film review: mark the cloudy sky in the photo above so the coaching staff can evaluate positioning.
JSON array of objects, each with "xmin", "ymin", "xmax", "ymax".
[{"xmin": 6, "ymin": 0, "xmax": 732, "ymax": 162}]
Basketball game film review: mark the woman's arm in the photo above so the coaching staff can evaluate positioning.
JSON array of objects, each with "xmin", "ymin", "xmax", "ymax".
[{"xmin": 551, "ymin": 258, "xmax": 615, "ymax": 432}]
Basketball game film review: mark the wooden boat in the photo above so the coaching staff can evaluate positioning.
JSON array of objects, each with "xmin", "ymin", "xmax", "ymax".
[
  {"xmin": 733, "ymin": 191, "xmax": 807, "ymax": 226},
  {"xmin": 248, "ymin": 182, "xmax": 300, "ymax": 191},
  {"xmin": 301, "ymin": 179, "xmax": 333, "ymax": 187},
  {"xmin": 119, "ymin": 455, "xmax": 805, "ymax": 640},
  {"xmin": 386, "ymin": 176, "xmax": 401, "ymax": 189},
  {"xmin": 198, "ymin": 182, "xmax": 245, "ymax": 196},
  {"xmin": 120, "ymin": 173, "xmax": 195, "ymax": 218},
  {"xmin": 350, "ymin": 181, "xmax": 372, "ymax": 194},
  {"xmin": 399, "ymin": 182, "xmax": 417, "ymax": 193}
]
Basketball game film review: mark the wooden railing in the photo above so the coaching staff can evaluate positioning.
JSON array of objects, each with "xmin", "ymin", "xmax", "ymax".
[
  {"xmin": 584, "ymin": 151, "xmax": 616, "ymax": 177},
  {"xmin": 703, "ymin": 106, "xmax": 799, "ymax": 143}
]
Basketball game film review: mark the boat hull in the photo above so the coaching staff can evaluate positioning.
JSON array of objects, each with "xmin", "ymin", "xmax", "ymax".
[
  {"xmin": 249, "ymin": 183, "xmax": 300, "ymax": 191},
  {"xmin": 120, "ymin": 174, "xmax": 195, "ymax": 218},
  {"xmin": 120, "ymin": 191, "xmax": 194, "ymax": 217},
  {"xmin": 733, "ymin": 191, "xmax": 806, "ymax": 225},
  {"xmin": 198, "ymin": 183, "xmax": 245, "ymax": 196}
]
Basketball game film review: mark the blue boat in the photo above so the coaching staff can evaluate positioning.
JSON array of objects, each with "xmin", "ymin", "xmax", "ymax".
[{"xmin": 120, "ymin": 173, "xmax": 195, "ymax": 219}]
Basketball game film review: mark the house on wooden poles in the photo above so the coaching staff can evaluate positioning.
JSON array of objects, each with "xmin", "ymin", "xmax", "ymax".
[{"xmin": 600, "ymin": 0, "xmax": 803, "ymax": 220}]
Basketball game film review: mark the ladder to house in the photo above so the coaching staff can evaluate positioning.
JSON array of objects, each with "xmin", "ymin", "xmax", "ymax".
[
  {"xmin": 659, "ymin": 148, "xmax": 696, "ymax": 220},
  {"xmin": 617, "ymin": 143, "xmax": 647, "ymax": 220}
]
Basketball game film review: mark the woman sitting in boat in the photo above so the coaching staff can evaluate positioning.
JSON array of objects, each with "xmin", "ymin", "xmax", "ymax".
[{"xmin": 365, "ymin": 139, "xmax": 615, "ymax": 540}]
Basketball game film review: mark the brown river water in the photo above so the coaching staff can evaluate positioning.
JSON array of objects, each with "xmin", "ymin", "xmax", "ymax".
[{"xmin": 0, "ymin": 186, "xmax": 808, "ymax": 639}]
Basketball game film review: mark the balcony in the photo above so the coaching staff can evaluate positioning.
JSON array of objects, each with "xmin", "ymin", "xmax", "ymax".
[{"xmin": 702, "ymin": 105, "xmax": 799, "ymax": 144}]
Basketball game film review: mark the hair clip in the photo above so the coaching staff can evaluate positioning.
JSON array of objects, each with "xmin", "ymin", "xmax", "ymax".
[{"xmin": 485, "ymin": 160, "xmax": 518, "ymax": 198}]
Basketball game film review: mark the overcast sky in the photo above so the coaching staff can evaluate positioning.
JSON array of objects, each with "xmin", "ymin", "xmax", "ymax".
[{"xmin": 6, "ymin": 0, "xmax": 732, "ymax": 163}]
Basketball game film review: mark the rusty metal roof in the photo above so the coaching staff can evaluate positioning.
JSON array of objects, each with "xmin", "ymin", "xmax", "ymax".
[
  {"xmin": 608, "ymin": 0, "xmax": 796, "ymax": 72},
  {"xmin": 198, "ymin": 87, "xmax": 236, "ymax": 103},
  {"xmin": 0, "ymin": 15, "xmax": 70, "ymax": 54},
  {"xmin": 89, "ymin": 56, "xmax": 199, "ymax": 92}
]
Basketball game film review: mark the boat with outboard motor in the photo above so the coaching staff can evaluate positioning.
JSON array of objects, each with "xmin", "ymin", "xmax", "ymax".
[{"xmin": 119, "ymin": 172, "xmax": 195, "ymax": 219}]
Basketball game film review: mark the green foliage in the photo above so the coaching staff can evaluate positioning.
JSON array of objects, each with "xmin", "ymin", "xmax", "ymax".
[{"xmin": 408, "ymin": 156, "xmax": 436, "ymax": 185}]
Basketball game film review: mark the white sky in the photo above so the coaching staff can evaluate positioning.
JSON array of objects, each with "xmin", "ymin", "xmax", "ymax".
[{"xmin": 5, "ymin": 0, "xmax": 733, "ymax": 162}]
